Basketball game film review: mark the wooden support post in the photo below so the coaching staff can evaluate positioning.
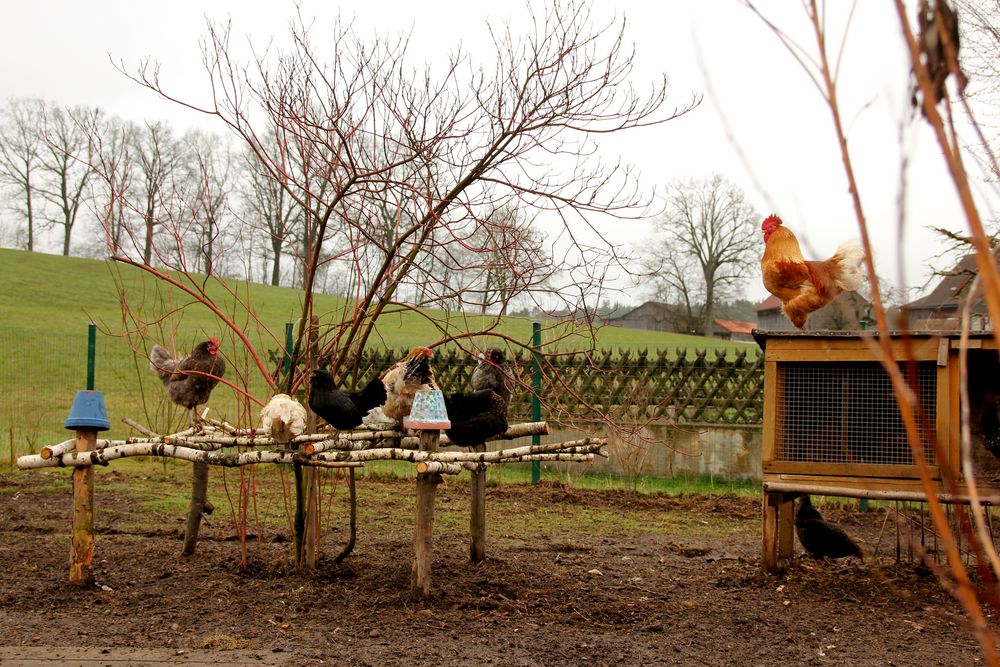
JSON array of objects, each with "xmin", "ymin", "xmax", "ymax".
[
  {"xmin": 778, "ymin": 494, "xmax": 795, "ymax": 560},
  {"xmin": 182, "ymin": 460, "xmax": 212, "ymax": 556},
  {"xmin": 411, "ymin": 429, "xmax": 442, "ymax": 599},
  {"xmin": 762, "ymin": 491, "xmax": 795, "ymax": 572},
  {"xmin": 469, "ymin": 443, "xmax": 487, "ymax": 564},
  {"xmin": 69, "ymin": 429, "xmax": 96, "ymax": 586}
]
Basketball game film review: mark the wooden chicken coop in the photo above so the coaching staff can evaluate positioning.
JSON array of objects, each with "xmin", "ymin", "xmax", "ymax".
[{"xmin": 754, "ymin": 329, "xmax": 1000, "ymax": 571}]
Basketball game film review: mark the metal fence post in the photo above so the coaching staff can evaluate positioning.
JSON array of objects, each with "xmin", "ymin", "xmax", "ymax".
[
  {"xmin": 531, "ymin": 321, "xmax": 541, "ymax": 485},
  {"xmin": 86, "ymin": 322, "xmax": 96, "ymax": 391},
  {"xmin": 284, "ymin": 322, "xmax": 294, "ymax": 380}
]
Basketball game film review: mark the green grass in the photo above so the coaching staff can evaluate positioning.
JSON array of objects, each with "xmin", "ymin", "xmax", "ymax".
[{"xmin": 0, "ymin": 248, "xmax": 758, "ymax": 487}]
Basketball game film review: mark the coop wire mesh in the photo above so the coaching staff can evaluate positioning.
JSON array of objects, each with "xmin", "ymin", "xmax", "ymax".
[{"xmin": 775, "ymin": 361, "xmax": 937, "ymax": 466}]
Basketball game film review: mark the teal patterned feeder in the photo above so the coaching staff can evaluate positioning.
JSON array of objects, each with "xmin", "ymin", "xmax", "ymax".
[
  {"xmin": 403, "ymin": 389, "xmax": 451, "ymax": 430},
  {"xmin": 64, "ymin": 390, "xmax": 110, "ymax": 432}
]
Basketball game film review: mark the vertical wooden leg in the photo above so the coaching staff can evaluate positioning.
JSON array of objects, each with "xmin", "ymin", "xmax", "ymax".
[
  {"xmin": 70, "ymin": 429, "xmax": 96, "ymax": 586},
  {"xmin": 762, "ymin": 491, "xmax": 780, "ymax": 573},
  {"xmin": 412, "ymin": 430, "xmax": 441, "ymax": 599},
  {"xmin": 470, "ymin": 443, "xmax": 487, "ymax": 564},
  {"xmin": 778, "ymin": 494, "xmax": 795, "ymax": 559}
]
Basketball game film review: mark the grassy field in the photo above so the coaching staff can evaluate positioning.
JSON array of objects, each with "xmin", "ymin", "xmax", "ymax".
[{"xmin": 0, "ymin": 248, "xmax": 758, "ymax": 469}]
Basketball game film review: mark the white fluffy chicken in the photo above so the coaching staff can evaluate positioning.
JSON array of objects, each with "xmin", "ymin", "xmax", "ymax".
[
  {"xmin": 260, "ymin": 393, "xmax": 307, "ymax": 444},
  {"xmin": 380, "ymin": 346, "xmax": 436, "ymax": 423}
]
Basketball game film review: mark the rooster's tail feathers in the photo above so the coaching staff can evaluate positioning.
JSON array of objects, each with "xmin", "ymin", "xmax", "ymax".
[
  {"xmin": 832, "ymin": 239, "xmax": 866, "ymax": 292},
  {"xmin": 149, "ymin": 344, "xmax": 176, "ymax": 383}
]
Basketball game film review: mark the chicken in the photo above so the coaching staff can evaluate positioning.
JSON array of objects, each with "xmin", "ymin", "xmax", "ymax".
[
  {"xmin": 471, "ymin": 348, "xmax": 514, "ymax": 403},
  {"xmin": 380, "ymin": 347, "xmax": 436, "ymax": 423},
  {"xmin": 444, "ymin": 348, "xmax": 514, "ymax": 447},
  {"xmin": 149, "ymin": 338, "xmax": 226, "ymax": 418},
  {"xmin": 794, "ymin": 495, "xmax": 864, "ymax": 561},
  {"xmin": 760, "ymin": 215, "xmax": 865, "ymax": 329},
  {"xmin": 444, "ymin": 390, "xmax": 509, "ymax": 447},
  {"xmin": 260, "ymin": 394, "xmax": 307, "ymax": 443},
  {"xmin": 309, "ymin": 369, "xmax": 388, "ymax": 431},
  {"xmin": 912, "ymin": 0, "xmax": 966, "ymax": 117}
]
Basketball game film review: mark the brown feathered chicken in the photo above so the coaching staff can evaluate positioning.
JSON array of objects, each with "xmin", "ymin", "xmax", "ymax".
[
  {"xmin": 444, "ymin": 348, "xmax": 514, "ymax": 447},
  {"xmin": 149, "ymin": 338, "xmax": 226, "ymax": 419},
  {"xmin": 912, "ymin": 0, "xmax": 967, "ymax": 118},
  {"xmin": 380, "ymin": 347, "xmax": 436, "ymax": 423},
  {"xmin": 794, "ymin": 495, "xmax": 864, "ymax": 561},
  {"xmin": 260, "ymin": 394, "xmax": 307, "ymax": 444},
  {"xmin": 761, "ymin": 215, "xmax": 865, "ymax": 329},
  {"xmin": 309, "ymin": 370, "xmax": 387, "ymax": 431}
]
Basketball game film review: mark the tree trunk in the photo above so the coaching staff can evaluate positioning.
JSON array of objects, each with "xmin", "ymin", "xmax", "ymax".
[
  {"xmin": 469, "ymin": 443, "xmax": 487, "ymax": 564},
  {"xmin": 182, "ymin": 460, "xmax": 212, "ymax": 556}
]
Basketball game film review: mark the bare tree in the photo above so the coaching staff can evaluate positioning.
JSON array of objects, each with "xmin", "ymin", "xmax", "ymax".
[
  {"xmin": 0, "ymin": 98, "xmax": 46, "ymax": 252},
  {"xmin": 645, "ymin": 173, "xmax": 759, "ymax": 336},
  {"xmin": 240, "ymin": 132, "xmax": 297, "ymax": 286},
  {"xmin": 104, "ymin": 0, "xmax": 697, "ymax": 568},
  {"xmin": 128, "ymin": 121, "xmax": 185, "ymax": 264},
  {"xmin": 184, "ymin": 129, "xmax": 238, "ymax": 277},
  {"xmin": 35, "ymin": 104, "xmax": 100, "ymax": 256}
]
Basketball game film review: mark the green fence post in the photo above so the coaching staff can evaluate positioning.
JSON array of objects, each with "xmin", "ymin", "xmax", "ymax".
[
  {"xmin": 86, "ymin": 322, "xmax": 96, "ymax": 391},
  {"xmin": 531, "ymin": 321, "xmax": 542, "ymax": 485},
  {"xmin": 284, "ymin": 322, "xmax": 294, "ymax": 380}
]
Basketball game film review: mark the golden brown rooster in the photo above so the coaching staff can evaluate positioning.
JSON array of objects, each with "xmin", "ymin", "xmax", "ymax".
[{"xmin": 760, "ymin": 215, "xmax": 865, "ymax": 329}]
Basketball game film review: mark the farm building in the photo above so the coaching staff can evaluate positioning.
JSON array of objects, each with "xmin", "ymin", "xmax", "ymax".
[
  {"xmin": 713, "ymin": 318, "xmax": 756, "ymax": 342},
  {"xmin": 756, "ymin": 291, "xmax": 872, "ymax": 331},
  {"xmin": 610, "ymin": 301, "xmax": 696, "ymax": 334},
  {"xmin": 904, "ymin": 253, "xmax": 993, "ymax": 331}
]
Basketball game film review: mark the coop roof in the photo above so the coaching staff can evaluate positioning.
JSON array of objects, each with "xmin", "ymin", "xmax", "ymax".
[{"xmin": 750, "ymin": 328, "xmax": 992, "ymax": 351}]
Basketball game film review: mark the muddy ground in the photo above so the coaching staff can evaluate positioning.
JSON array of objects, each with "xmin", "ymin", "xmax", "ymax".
[{"xmin": 0, "ymin": 469, "xmax": 990, "ymax": 665}]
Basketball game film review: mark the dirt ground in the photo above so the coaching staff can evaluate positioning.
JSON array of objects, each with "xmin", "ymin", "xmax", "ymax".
[{"xmin": 0, "ymin": 470, "xmax": 990, "ymax": 666}]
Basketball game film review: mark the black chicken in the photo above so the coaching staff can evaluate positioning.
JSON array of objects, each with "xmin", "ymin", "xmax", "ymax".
[
  {"xmin": 794, "ymin": 495, "xmax": 864, "ymax": 561},
  {"xmin": 309, "ymin": 369, "xmax": 388, "ymax": 431},
  {"xmin": 444, "ymin": 348, "xmax": 513, "ymax": 447},
  {"xmin": 149, "ymin": 338, "xmax": 226, "ymax": 419},
  {"xmin": 471, "ymin": 348, "xmax": 513, "ymax": 402}
]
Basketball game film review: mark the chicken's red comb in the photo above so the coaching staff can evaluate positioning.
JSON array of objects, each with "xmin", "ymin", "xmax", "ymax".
[
  {"xmin": 761, "ymin": 214, "xmax": 783, "ymax": 230},
  {"xmin": 209, "ymin": 337, "xmax": 219, "ymax": 347}
]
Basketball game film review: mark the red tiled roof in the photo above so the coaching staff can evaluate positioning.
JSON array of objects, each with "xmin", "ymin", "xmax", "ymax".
[{"xmin": 714, "ymin": 319, "xmax": 757, "ymax": 334}]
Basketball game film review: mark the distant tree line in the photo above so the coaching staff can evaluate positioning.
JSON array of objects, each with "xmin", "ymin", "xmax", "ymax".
[{"xmin": 0, "ymin": 97, "xmax": 547, "ymax": 313}]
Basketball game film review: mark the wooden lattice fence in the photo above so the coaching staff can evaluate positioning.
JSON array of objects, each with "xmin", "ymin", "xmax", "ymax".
[{"xmin": 331, "ymin": 348, "xmax": 764, "ymax": 426}]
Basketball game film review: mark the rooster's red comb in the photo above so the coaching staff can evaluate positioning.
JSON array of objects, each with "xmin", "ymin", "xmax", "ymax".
[{"xmin": 761, "ymin": 214, "xmax": 783, "ymax": 230}]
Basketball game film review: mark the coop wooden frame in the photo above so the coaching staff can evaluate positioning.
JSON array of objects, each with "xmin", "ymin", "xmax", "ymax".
[{"xmin": 754, "ymin": 330, "xmax": 999, "ymax": 571}]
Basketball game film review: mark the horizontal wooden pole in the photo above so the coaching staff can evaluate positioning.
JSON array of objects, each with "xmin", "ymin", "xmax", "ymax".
[{"xmin": 764, "ymin": 481, "xmax": 1000, "ymax": 506}]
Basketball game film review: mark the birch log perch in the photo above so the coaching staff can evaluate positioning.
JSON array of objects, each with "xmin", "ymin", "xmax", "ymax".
[
  {"xmin": 18, "ymin": 437, "xmax": 606, "ymax": 470},
  {"xmin": 40, "ymin": 439, "xmax": 75, "ymax": 460}
]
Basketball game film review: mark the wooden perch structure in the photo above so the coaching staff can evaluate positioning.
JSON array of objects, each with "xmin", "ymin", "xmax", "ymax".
[{"xmin": 20, "ymin": 415, "xmax": 603, "ymax": 599}]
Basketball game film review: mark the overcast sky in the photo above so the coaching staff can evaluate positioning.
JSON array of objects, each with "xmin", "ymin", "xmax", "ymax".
[{"xmin": 0, "ymin": 0, "xmax": 987, "ymax": 304}]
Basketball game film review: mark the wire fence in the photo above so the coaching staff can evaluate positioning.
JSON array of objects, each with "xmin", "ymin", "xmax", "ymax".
[{"xmin": 0, "ymin": 324, "xmax": 765, "ymax": 468}]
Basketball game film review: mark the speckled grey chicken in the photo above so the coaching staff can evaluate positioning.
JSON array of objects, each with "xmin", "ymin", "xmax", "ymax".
[
  {"xmin": 794, "ymin": 495, "xmax": 864, "ymax": 561},
  {"xmin": 149, "ymin": 338, "xmax": 226, "ymax": 418}
]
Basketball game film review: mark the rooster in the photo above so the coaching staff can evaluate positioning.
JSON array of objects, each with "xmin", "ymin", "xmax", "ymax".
[
  {"xmin": 260, "ymin": 394, "xmax": 307, "ymax": 444},
  {"xmin": 760, "ymin": 215, "xmax": 865, "ymax": 329},
  {"xmin": 444, "ymin": 348, "xmax": 514, "ymax": 447},
  {"xmin": 380, "ymin": 347, "xmax": 436, "ymax": 424},
  {"xmin": 149, "ymin": 338, "xmax": 226, "ymax": 420},
  {"xmin": 794, "ymin": 495, "xmax": 864, "ymax": 561},
  {"xmin": 309, "ymin": 369, "xmax": 388, "ymax": 431}
]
